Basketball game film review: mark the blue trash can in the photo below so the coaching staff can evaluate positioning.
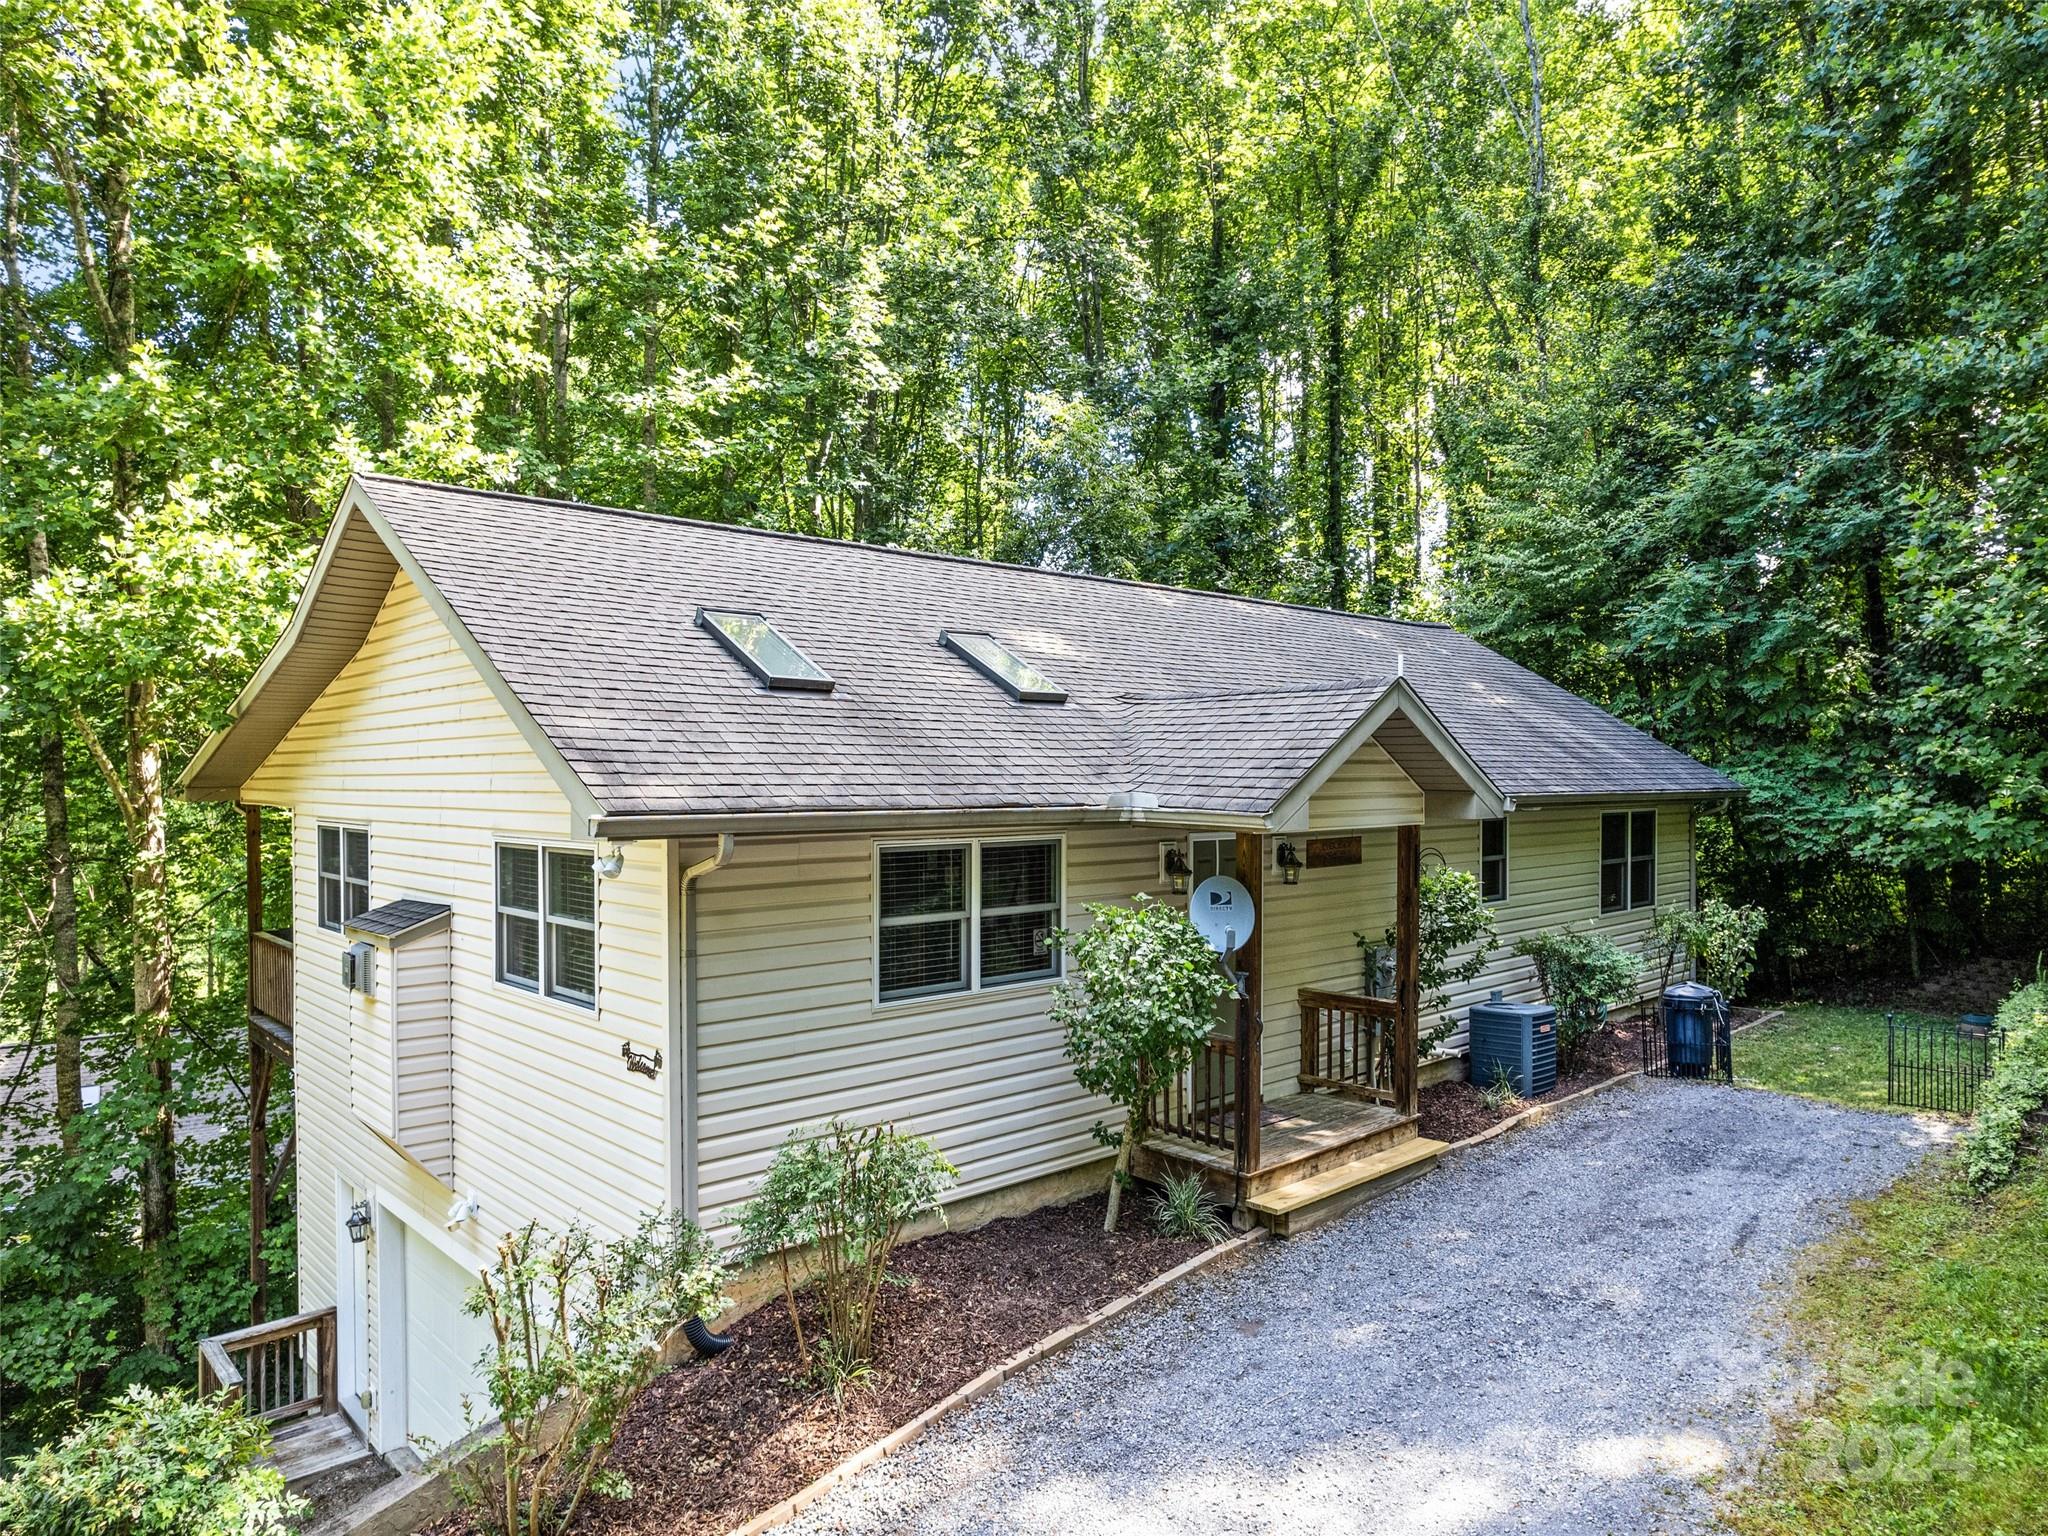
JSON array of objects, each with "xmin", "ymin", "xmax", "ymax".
[{"xmin": 1662, "ymin": 981, "xmax": 1724, "ymax": 1078}]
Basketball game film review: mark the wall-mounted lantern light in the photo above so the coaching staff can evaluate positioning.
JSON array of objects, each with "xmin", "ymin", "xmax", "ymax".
[
  {"xmin": 346, "ymin": 1200, "xmax": 373, "ymax": 1245},
  {"xmin": 1162, "ymin": 844, "xmax": 1192, "ymax": 896},
  {"xmin": 1276, "ymin": 840, "xmax": 1304, "ymax": 886}
]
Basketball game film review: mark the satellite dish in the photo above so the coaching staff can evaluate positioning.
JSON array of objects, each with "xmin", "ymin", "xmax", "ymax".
[{"xmin": 1188, "ymin": 875, "xmax": 1255, "ymax": 955}]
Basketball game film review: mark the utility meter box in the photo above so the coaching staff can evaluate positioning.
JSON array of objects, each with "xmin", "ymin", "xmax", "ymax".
[{"xmin": 341, "ymin": 940, "xmax": 376, "ymax": 996}]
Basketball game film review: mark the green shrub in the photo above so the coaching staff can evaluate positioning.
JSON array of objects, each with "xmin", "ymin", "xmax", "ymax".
[
  {"xmin": 1053, "ymin": 895, "xmax": 1238, "ymax": 1230},
  {"xmin": 1514, "ymin": 929, "xmax": 1640, "ymax": 1074},
  {"xmin": 1358, "ymin": 867, "xmax": 1499, "ymax": 1053},
  {"xmin": 1648, "ymin": 899, "xmax": 1769, "ymax": 997},
  {"xmin": 1146, "ymin": 1170, "xmax": 1227, "ymax": 1241},
  {"xmin": 457, "ymin": 1210, "xmax": 728, "ymax": 1536},
  {"xmin": 1963, "ymin": 979, "xmax": 2048, "ymax": 1193},
  {"xmin": 0, "ymin": 1385, "xmax": 304, "ymax": 1535},
  {"xmin": 735, "ymin": 1119, "xmax": 955, "ymax": 1376}
]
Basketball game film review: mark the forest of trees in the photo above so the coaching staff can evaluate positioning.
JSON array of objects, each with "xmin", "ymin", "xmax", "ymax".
[{"xmin": 1, "ymin": 0, "xmax": 2042, "ymax": 1451}]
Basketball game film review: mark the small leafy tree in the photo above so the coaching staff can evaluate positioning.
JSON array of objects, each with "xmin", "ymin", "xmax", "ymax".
[
  {"xmin": 1359, "ymin": 868, "xmax": 1499, "ymax": 1054},
  {"xmin": 1964, "ymin": 977, "xmax": 2048, "ymax": 1193},
  {"xmin": 0, "ymin": 1385, "xmax": 305, "ymax": 1535},
  {"xmin": 1514, "ymin": 930, "xmax": 1641, "ymax": 1074},
  {"xmin": 1053, "ymin": 896, "xmax": 1239, "ymax": 1231},
  {"xmin": 456, "ymin": 1211, "xmax": 728, "ymax": 1536},
  {"xmin": 735, "ymin": 1120, "xmax": 956, "ymax": 1379},
  {"xmin": 1648, "ymin": 900, "xmax": 1769, "ymax": 997}
]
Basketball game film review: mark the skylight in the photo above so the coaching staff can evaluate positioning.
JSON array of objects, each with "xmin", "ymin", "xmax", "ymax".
[
  {"xmin": 939, "ymin": 630, "xmax": 1067, "ymax": 703},
  {"xmin": 695, "ymin": 608, "xmax": 834, "ymax": 692}
]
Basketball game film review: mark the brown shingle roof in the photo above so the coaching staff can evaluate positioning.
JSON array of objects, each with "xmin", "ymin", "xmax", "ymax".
[{"xmin": 344, "ymin": 475, "xmax": 1736, "ymax": 820}]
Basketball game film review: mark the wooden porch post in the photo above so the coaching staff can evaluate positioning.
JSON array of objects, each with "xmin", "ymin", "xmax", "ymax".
[
  {"xmin": 1233, "ymin": 831, "xmax": 1264, "ymax": 1176},
  {"xmin": 243, "ymin": 804, "xmax": 269, "ymax": 1323},
  {"xmin": 1394, "ymin": 822, "xmax": 1421, "ymax": 1119}
]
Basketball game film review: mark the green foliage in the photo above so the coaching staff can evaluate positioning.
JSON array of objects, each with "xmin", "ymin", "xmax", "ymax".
[
  {"xmin": 1477, "ymin": 1062, "xmax": 1524, "ymax": 1116},
  {"xmin": 1726, "ymin": 1148, "xmax": 2048, "ymax": 1535},
  {"xmin": 734, "ymin": 1120, "xmax": 954, "ymax": 1376},
  {"xmin": 1963, "ymin": 981, "xmax": 2048, "ymax": 1195},
  {"xmin": 1145, "ymin": 1171, "xmax": 1227, "ymax": 1242},
  {"xmin": 0, "ymin": 1385, "xmax": 304, "ymax": 1535},
  {"xmin": 1053, "ymin": 896, "xmax": 1237, "ymax": 1229},
  {"xmin": 1362, "ymin": 867, "xmax": 1498, "ymax": 1052},
  {"xmin": 1648, "ymin": 900, "xmax": 1770, "ymax": 999},
  {"xmin": 456, "ymin": 1211, "xmax": 728, "ymax": 1535},
  {"xmin": 1514, "ymin": 930, "xmax": 1640, "ymax": 1075}
]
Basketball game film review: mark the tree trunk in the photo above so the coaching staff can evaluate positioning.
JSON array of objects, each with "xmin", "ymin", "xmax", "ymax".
[
  {"xmin": 29, "ymin": 537, "xmax": 85, "ymax": 1151},
  {"xmin": 1322, "ymin": 201, "xmax": 1348, "ymax": 610},
  {"xmin": 640, "ymin": 13, "xmax": 664, "ymax": 514},
  {"xmin": 1517, "ymin": 0, "xmax": 1548, "ymax": 364},
  {"xmin": 1104, "ymin": 1128, "xmax": 1132, "ymax": 1232},
  {"xmin": 128, "ymin": 678, "xmax": 179, "ymax": 1349}
]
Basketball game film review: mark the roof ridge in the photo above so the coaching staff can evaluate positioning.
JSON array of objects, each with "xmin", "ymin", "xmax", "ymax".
[
  {"xmin": 353, "ymin": 471, "xmax": 1459, "ymax": 633},
  {"xmin": 1116, "ymin": 679, "xmax": 1389, "ymax": 705}
]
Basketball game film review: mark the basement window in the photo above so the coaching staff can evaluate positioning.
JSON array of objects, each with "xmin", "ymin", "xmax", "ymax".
[
  {"xmin": 939, "ymin": 630, "xmax": 1067, "ymax": 703},
  {"xmin": 695, "ymin": 608, "xmax": 833, "ymax": 691}
]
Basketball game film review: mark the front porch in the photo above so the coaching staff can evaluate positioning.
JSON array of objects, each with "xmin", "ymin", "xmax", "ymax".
[{"xmin": 1133, "ymin": 824, "xmax": 1449, "ymax": 1235}]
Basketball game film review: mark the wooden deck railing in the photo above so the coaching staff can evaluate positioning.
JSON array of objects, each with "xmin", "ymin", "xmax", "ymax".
[
  {"xmin": 250, "ymin": 930, "xmax": 293, "ymax": 1027},
  {"xmin": 198, "ymin": 1306, "xmax": 336, "ymax": 1422},
  {"xmin": 1147, "ymin": 1034, "xmax": 1240, "ymax": 1153},
  {"xmin": 1299, "ymin": 988, "xmax": 1406, "ymax": 1107}
]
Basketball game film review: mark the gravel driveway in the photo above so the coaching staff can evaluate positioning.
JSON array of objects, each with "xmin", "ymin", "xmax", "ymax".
[{"xmin": 782, "ymin": 1079, "xmax": 1952, "ymax": 1536}]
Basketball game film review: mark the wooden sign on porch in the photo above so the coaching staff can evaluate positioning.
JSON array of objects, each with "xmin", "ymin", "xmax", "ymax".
[{"xmin": 1304, "ymin": 835, "xmax": 1362, "ymax": 869}]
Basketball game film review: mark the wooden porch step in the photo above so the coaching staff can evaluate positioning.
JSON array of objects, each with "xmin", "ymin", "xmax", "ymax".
[
  {"xmin": 1246, "ymin": 1136, "xmax": 1447, "ymax": 1238},
  {"xmin": 267, "ymin": 1410, "xmax": 375, "ymax": 1490}
]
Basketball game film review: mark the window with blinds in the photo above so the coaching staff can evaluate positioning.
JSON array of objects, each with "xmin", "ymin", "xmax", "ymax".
[
  {"xmin": 497, "ymin": 843, "xmax": 598, "ymax": 1007},
  {"xmin": 877, "ymin": 839, "xmax": 1062, "ymax": 1002},
  {"xmin": 1480, "ymin": 818, "xmax": 1508, "ymax": 903}
]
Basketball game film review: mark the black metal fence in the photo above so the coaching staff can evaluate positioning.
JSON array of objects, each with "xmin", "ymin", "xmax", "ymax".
[
  {"xmin": 1887, "ymin": 1013, "xmax": 2005, "ymax": 1114},
  {"xmin": 1641, "ymin": 1002, "xmax": 1733, "ymax": 1083}
]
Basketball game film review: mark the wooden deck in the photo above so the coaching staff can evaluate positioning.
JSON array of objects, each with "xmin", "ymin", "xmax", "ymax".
[
  {"xmin": 267, "ymin": 1411, "xmax": 374, "ymax": 1489},
  {"xmin": 1139, "ymin": 1089, "xmax": 1419, "ymax": 1200}
]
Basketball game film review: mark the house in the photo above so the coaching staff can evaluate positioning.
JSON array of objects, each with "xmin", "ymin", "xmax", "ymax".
[{"xmin": 178, "ymin": 473, "xmax": 1738, "ymax": 1471}]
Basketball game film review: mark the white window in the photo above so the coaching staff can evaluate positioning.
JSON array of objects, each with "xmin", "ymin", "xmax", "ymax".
[
  {"xmin": 876, "ymin": 839, "xmax": 1061, "ymax": 1002},
  {"xmin": 1480, "ymin": 819, "xmax": 1508, "ymax": 903},
  {"xmin": 1599, "ymin": 810, "xmax": 1657, "ymax": 913},
  {"xmin": 318, "ymin": 826, "xmax": 370, "ymax": 931},
  {"xmin": 496, "ymin": 844, "xmax": 598, "ymax": 1007},
  {"xmin": 1188, "ymin": 833, "xmax": 1237, "ymax": 887}
]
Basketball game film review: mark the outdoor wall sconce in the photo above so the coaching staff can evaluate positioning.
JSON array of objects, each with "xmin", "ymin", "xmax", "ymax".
[
  {"xmin": 1163, "ymin": 844, "xmax": 1192, "ymax": 896},
  {"xmin": 1276, "ymin": 840, "xmax": 1304, "ymax": 885},
  {"xmin": 622, "ymin": 1040, "xmax": 663, "ymax": 1079},
  {"xmin": 346, "ymin": 1200, "xmax": 373, "ymax": 1245}
]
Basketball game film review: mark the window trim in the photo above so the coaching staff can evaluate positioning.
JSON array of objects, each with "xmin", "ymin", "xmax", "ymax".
[
  {"xmin": 317, "ymin": 824, "xmax": 371, "ymax": 933},
  {"xmin": 1598, "ymin": 809, "xmax": 1657, "ymax": 913},
  {"xmin": 1479, "ymin": 817, "xmax": 1509, "ymax": 905},
  {"xmin": 872, "ymin": 835, "xmax": 1066, "ymax": 1007},
  {"xmin": 494, "ymin": 840, "xmax": 600, "ymax": 1011}
]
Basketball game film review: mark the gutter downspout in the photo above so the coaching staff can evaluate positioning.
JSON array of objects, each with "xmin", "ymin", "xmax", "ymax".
[{"xmin": 672, "ymin": 833, "xmax": 735, "ymax": 1221}]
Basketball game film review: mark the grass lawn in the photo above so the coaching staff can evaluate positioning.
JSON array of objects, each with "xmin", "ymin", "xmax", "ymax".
[
  {"xmin": 1736, "ymin": 1004, "xmax": 1955, "ymax": 1113},
  {"xmin": 1723, "ymin": 1145, "xmax": 2048, "ymax": 1535}
]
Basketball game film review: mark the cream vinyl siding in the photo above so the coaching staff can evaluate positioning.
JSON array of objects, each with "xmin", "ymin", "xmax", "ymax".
[
  {"xmin": 1303, "ymin": 739, "xmax": 1425, "ymax": 830},
  {"xmin": 1254, "ymin": 802, "xmax": 1696, "ymax": 1093},
  {"xmin": 241, "ymin": 570, "xmax": 671, "ymax": 1449},
  {"xmin": 689, "ymin": 825, "xmax": 1165, "ymax": 1236}
]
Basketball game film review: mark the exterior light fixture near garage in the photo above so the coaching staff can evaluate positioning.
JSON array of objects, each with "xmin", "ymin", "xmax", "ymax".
[
  {"xmin": 695, "ymin": 608, "xmax": 835, "ymax": 692},
  {"xmin": 939, "ymin": 630, "xmax": 1067, "ymax": 703}
]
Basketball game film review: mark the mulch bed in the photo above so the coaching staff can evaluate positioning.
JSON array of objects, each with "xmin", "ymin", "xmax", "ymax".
[
  {"xmin": 1418, "ymin": 1006, "xmax": 1769, "ymax": 1144},
  {"xmin": 440, "ymin": 1195, "xmax": 1209, "ymax": 1536}
]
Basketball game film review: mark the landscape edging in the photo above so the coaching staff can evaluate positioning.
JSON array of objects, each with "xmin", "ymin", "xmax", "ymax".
[
  {"xmin": 1444, "ymin": 1007, "xmax": 1786, "ymax": 1156},
  {"xmin": 723, "ymin": 1225, "xmax": 1267, "ymax": 1536}
]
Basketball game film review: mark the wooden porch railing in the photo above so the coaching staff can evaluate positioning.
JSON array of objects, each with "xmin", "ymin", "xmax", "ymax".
[
  {"xmin": 1146, "ymin": 991, "xmax": 1262, "ymax": 1171},
  {"xmin": 198, "ymin": 1306, "xmax": 336, "ymax": 1422},
  {"xmin": 1299, "ymin": 988, "xmax": 1414, "ymax": 1113},
  {"xmin": 250, "ymin": 930, "xmax": 293, "ymax": 1028}
]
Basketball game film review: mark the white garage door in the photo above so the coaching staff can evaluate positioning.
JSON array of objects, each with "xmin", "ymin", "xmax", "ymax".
[{"xmin": 402, "ymin": 1235, "xmax": 493, "ymax": 1451}]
